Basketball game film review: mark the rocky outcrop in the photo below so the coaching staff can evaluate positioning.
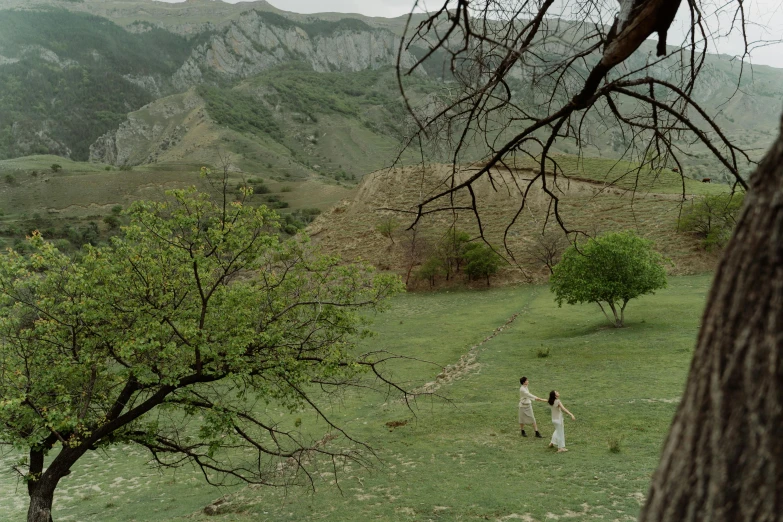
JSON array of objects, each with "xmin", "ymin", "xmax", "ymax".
[
  {"xmin": 122, "ymin": 74, "xmax": 163, "ymax": 98},
  {"xmin": 89, "ymin": 90, "xmax": 202, "ymax": 165},
  {"xmin": 21, "ymin": 45, "xmax": 78, "ymax": 69},
  {"xmin": 172, "ymin": 10, "xmax": 419, "ymax": 89},
  {"xmin": 0, "ymin": 54, "xmax": 19, "ymax": 66}
]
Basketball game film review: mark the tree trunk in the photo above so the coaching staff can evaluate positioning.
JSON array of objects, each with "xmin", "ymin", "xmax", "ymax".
[
  {"xmin": 27, "ymin": 481, "xmax": 56, "ymax": 522},
  {"xmin": 607, "ymin": 301, "xmax": 623, "ymax": 327},
  {"xmin": 640, "ymin": 119, "xmax": 783, "ymax": 520}
]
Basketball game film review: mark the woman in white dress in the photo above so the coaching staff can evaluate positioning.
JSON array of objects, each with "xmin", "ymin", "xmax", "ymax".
[
  {"xmin": 518, "ymin": 376, "xmax": 546, "ymax": 438},
  {"xmin": 547, "ymin": 390, "xmax": 575, "ymax": 452}
]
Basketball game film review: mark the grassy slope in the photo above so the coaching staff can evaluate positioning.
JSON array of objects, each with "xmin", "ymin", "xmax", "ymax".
[
  {"xmin": 0, "ymin": 154, "xmax": 353, "ymax": 250},
  {"xmin": 0, "ymin": 275, "xmax": 711, "ymax": 521}
]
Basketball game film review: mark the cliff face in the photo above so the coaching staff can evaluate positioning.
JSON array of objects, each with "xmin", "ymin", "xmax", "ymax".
[
  {"xmin": 172, "ymin": 11, "xmax": 418, "ymax": 89},
  {"xmin": 89, "ymin": 89, "xmax": 204, "ymax": 166}
]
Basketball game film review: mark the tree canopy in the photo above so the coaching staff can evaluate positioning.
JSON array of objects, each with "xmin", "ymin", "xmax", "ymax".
[
  {"xmin": 463, "ymin": 243, "xmax": 502, "ymax": 286},
  {"xmin": 0, "ymin": 178, "xmax": 407, "ymax": 522},
  {"xmin": 550, "ymin": 231, "xmax": 668, "ymax": 327}
]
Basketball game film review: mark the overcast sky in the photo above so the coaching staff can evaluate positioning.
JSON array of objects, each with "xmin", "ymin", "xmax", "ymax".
[{"xmin": 158, "ymin": 0, "xmax": 783, "ymax": 68}]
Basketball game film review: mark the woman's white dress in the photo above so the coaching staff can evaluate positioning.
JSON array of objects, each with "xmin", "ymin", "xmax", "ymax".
[{"xmin": 549, "ymin": 399, "xmax": 566, "ymax": 448}]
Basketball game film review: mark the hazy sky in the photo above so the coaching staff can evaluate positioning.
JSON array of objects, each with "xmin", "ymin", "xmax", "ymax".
[{"xmin": 157, "ymin": 0, "xmax": 783, "ymax": 68}]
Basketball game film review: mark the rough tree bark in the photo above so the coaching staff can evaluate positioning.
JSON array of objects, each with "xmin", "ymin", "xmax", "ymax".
[
  {"xmin": 26, "ymin": 447, "xmax": 79, "ymax": 522},
  {"xmin": 639, "ymin": 117, "xmax": 783, "ymax": 520}
]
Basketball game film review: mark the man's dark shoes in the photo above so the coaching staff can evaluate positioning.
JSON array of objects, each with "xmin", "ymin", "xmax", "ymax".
[
  {"xmin": 520, "ymin": 429, "xmax": 527, "ymax": 437},
  {"xmin": 535, "ymin": 431, "xmax": 543, "ymax": 438}
]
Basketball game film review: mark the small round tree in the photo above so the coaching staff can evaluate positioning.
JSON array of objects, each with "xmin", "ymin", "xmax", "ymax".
[
  {"xmin": 463, "ymin": 243, "xmax": 502, "ymax": 286},
  {"xmin": 550, "ymin": 231, "xmax": 668, "ymax": 327}
]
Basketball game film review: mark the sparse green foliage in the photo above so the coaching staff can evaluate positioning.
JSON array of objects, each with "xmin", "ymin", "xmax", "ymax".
[
  {"xmin": 292, "ymin": 207, "xmax": 321, "ymax": 225},
  {"xmin": 550, "ymin": 231, "xmax": 668, "ymax": 327},
  {"xmin": 678, "ymin": 192, "xmax": 744, "ymax": 251},
  {"xmin": 111, "ymin": 205, "xmax": 123, "ymax": 215},
  {"xmin": 50, "ymin": 164, "xmax": 62, "ymax": 173},
  {"xmin": 416, "ymin": 255, "xmax": 445, "ymax": 287},
  {"xmin": 0, "ymin": 181, "xmax": 404, "ymax": 520},
  {"xmin": 536, "ymin": 347, "xmax": 550, "ymax": 358},
  {"xmin": 437, "ymin": 228, "xmax": 471, "ymax": 280},
  {"xmin": 376, "ymin": 216, "xmax": 400, "ymax": 246},
  {"xmin": 4, "ymin": 174, "xmax": 15, "ymax": 185},
  {"xmin": 463, "ymin": 243, "xmax": 502, "ymax": 286}
]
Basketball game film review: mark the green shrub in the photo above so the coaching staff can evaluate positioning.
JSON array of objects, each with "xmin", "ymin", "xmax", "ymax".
[
  {"xmin": 463, "ymin": 243, "xmax": 502, "ymax": 286},
  {"xmin": 678, "ymin": 192, "xmax": 744, "ymax": 251},
  {"xmin": 103, "ymin": 215, "xmax": 120, "ymax": 230}
]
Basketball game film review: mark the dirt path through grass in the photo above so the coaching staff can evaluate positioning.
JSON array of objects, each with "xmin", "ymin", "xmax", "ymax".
[{"xmin": 415, "ymin": 289, "xmax": 540, "ymax": 394}]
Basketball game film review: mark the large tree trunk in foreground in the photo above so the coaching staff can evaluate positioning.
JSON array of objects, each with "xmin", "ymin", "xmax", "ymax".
[
  {"xmin": 639, "ymin": 119, "xmax": 783, "ymax": 520},
  {"xmin": 26, "ymin": 447, "xmax": 75, "ymax": 522},
  {"xmin": 27, "ymin": 481, "xmax": 56, "ymax": 522}
]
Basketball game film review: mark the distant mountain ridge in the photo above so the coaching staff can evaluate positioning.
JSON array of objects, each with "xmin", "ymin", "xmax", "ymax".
[
  {"xmin": 0, "ymin": 0, "xmax": 781, "ymax": 185},
  {"xmin": 0, "ymin": 3, "xmax": 416, "ymax": 161}
]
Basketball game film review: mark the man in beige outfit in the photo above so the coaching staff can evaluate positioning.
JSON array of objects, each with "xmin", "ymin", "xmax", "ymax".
[{"xmin": 518, "ymin": 376, "xmax": 546, "ymax": 437}]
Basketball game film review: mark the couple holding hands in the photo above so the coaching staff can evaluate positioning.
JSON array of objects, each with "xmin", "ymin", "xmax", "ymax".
[{"xmin": 518, "ymin": 376, "xmax": 575, "ymax": 453}]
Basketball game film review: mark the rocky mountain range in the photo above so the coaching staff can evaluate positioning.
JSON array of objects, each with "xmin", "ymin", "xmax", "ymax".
[{"xmin": 1, "ymin": 0, "xmax": 782, "ymax": 183}]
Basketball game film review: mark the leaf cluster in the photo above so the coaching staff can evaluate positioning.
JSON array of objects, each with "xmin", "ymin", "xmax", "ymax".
[
  {"xmin": 0, "ymin": 186, "xmax": 404, "ymax": 489},
  {"xmin": 550, "ymin": 231, "xmax": 668, "ymax": 310}
]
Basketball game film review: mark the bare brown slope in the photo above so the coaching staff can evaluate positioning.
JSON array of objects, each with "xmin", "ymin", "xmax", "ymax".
[{"xmin": 308, "ymin": 164, "xmax": 720, "ymax": 287}]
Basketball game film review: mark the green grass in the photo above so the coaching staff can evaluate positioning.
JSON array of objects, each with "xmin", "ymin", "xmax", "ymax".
[{"xmin": 0, "ymin": 275, "xmax": 712, "ymax": 521}]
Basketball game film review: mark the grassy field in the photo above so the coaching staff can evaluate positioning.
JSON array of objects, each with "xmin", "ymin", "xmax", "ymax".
[
  {"xmin": 0, "ymin": 155, "xmax": 354, "ymax": 250},
  {"xmin": 0, "ymin": 274, "xmax": 712, "ymax": 521}
]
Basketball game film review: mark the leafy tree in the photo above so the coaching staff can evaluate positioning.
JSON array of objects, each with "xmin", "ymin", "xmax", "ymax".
[
  {"xmin": 678, "ymin": 192, "xmax": 744, "ymax": 250},
  {"xmin": 49, "ymin": 164, "xmax": 61, "ymax": 173},
  {"xmin": 0, "ymin": 179, "xmax": 406, "ymax": 522},
  {"xmin": 375, "ymin": 216, "xmax": 400, "ymax": 246},
  {"xmin": 550, "ymin": 231, "xmax": 668, "ymax": 327},
  {"xmin": 416, "ymin": 255, "xmax": 445, "ymax": 287},
  {"xmin": 463, "ymin": 243, "xmax": 502, "ymax": 286},
  {"xmin": 437, "ymin": 228, "xmax": 471, "ymax": 280}
]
